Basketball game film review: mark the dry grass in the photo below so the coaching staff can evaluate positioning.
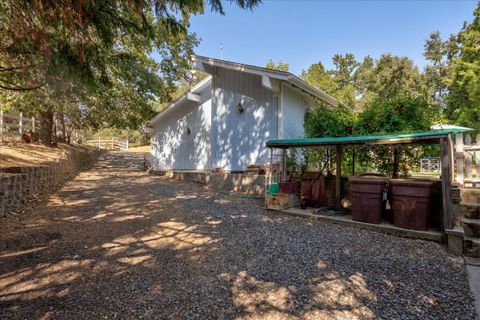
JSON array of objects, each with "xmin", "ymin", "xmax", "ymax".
[
  {"xmin": 127, "ymin": 145, "xmax": 150, "ymax": 153},
  {"xmin": 0, "ymin": 142, "xmax": 90, "ymax": 168}
]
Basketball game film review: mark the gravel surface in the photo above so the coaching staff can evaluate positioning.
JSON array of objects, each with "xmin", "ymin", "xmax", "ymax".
[{"xmin": 0, "ymin": 152, "xmax": 476, "ymax": 319}]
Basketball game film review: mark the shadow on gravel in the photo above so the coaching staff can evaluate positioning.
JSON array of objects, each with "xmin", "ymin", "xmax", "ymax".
[{"xmin": 0, "ymin": 152, "xmax": 476, "ymax": 319}]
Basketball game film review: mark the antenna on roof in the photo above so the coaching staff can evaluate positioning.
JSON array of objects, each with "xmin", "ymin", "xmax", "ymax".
[{"xmin": 220, "ymin": 43, "xmax": 223, "ymax": 60}]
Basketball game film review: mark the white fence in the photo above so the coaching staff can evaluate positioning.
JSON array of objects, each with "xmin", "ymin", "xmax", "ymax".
[
  {"xmin": 420, "ymin": 157, "xmax": 441, "ymax": 173},
  {"xmin": 0, "ymin": 111, "xmax": 35, "ymax": 141},
  {"xmin": 84, "ymin": 137, "xmax": 129, "ymax": 151},
  {"xmin": 455, "ymin": 132, "xmax": 480, "ymax": 188}
]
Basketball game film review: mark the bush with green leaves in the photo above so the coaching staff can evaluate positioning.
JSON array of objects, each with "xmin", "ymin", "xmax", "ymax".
[{"xmin": 304, "ymin": 98, "xmax": 443, "ymax": 177}]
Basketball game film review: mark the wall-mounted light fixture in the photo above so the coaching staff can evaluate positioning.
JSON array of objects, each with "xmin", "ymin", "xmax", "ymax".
[
  {"xmin": 237, "ymin": 102, "xmax": 245, "ymax": 114},
  {"xmin": 186, "ymin": 127, "xmax": 192, "ymax": 135}
]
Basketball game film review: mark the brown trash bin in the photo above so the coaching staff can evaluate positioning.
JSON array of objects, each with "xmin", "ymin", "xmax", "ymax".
[
  {"xmin": 349, "ymin": 176, "xmax": 387, "ymax": 224},
  {"xmin": 390, "ymin": 179, "xmax": 434, "ymax": 231}
]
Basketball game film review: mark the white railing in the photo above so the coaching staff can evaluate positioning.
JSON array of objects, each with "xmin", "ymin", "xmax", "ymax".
[
  {"xmin": 455, "ymin": 132, "xmax": 480, "ymax": 188},
  {"xmin": 420, "ymin": 157, "xmax": 441, "ymax": 173},
  {"xmin": 0, "ymin": 111, "xmax": 35, "ymax": 141},
  {"xmin": 84, "ymin": 137, "xmax": 129, "ymax": 151}
]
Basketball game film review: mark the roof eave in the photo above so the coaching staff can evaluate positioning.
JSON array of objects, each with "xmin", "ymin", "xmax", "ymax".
[
  {"xmin": 149, "ymin": 76, "xmax": 212, "ymax": 127},
  {"xmin": 192, "ymin": 55, "xmax": 339, "ymax": 107}
]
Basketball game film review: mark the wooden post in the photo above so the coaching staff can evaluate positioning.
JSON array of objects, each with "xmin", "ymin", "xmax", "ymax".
[
  {"xmin": 465, "ymin": 134, "xmax": 472, "ymax": 179},
  {"xmin": 32, "ymin": 116, "xmax": 35, "ymax": 132},
  {"xmin": 125, "ymin": 139, "xmax": 129, "ymax": 151},
  {"xmin": 19, "ymin": 112, "xmax": 23, "ymax": 134},
  {"xmin": 441, "ymin": 136, "xmax": 453, "ymax": 230},
  {"xmin": 455, "ymin": 133, "xmax": 464, "ymax": 185},
  {"xmin": 335, "ymin": 144, "xmax": 342, "ymax": 209},
  {"xmin": 392, "ymin": 148, "xmax": 399, "ymax": 179}
]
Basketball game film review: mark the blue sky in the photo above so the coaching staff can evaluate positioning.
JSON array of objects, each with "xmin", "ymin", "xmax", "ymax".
[{"xmin": 187, "ymin": 0, "xmax": 477, "ymax": 75}]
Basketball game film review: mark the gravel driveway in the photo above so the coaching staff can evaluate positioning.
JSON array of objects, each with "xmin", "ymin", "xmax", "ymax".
[{"xmin": 0, "ymin": 152, "xmax": 476, "ymax": 319}]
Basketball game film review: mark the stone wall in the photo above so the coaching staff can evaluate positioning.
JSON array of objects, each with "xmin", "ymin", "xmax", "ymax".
[{"xmin": 0, "ymin": 148, "xmax": 104, "ymax": 217}]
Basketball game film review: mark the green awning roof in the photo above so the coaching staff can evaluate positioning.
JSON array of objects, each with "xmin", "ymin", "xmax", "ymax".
[{"xmin": 266, "ymin": 130, "xmax": 472, "ymax": 149}]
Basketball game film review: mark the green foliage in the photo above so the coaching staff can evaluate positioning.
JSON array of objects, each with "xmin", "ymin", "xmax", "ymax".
[
  {"xmin": 355, "ymin": 98, "xmax": 441, "ymax": 135},
  {"xmin": 301, "ymin": 53, "xmax": 429, "ymax": 111},
  {"xmin": 445, "ymin": 2, "xmax": 480, "ymax": 131},
  {"xmin": 155, "ymin": 71, "xmax": 209, "ymax": 113},
  {"xmin": 265, "ymin": 59, "xmax": 289, "ymax": 72},
  {"xmin": 0, "ymin": 0, "xmax": 261, "ymax": 144},
  {"xmin": 300, "ymin": 62, "xmax": 338, "ymax": 96},
  {"xmin": 423, "ymin": 31, "xmax": 451, "ymax": 109},
  {"xmin": 303, "ymin": 98, "xmax": 442, "ymax": 177},
  {"xmin": 304, "ymin": 104, "xmax": 356, "ymax": 138}
]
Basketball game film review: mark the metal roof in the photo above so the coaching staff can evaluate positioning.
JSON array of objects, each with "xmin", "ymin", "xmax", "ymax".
[{"xmin": 266, "ymin": 130, "xmax": 473, "ymax": 148}]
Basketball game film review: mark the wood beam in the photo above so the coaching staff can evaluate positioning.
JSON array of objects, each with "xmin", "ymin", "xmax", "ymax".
[
  {"xmin": 261, "ymin": 75, "xmax": 280, "ymax": 93},
  {"xmin": 186, "ymin": 92, "xmax": 201, "ymax": 103},
  {"xmin": 335, "ymin": 145, "xmax": 342, "ymax": 209},
  {"xmin": 441, "ymin": 136, "xmax": 453, "ymax": 230}
]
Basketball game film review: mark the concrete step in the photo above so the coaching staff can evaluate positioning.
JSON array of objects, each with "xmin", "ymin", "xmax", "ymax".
[
  {"xmin": 461, "ymin": 188, "xmax": 480, "ymax": 204},
  {"xmin": 463, "ymin": 218, "xmax": 480, "ymax": 237},
  {"xmin": 461, "ymin": 202, "xmax": 480, "ymax": 219},
  {"xmin": 465, "ymin": 237, "xmax": 480, "ymax": 258}
]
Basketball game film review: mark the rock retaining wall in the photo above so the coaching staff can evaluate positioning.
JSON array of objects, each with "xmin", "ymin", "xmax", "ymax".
[{"xmin": 0, "ymin": 148, "xmax": 104, "ymax": 217}]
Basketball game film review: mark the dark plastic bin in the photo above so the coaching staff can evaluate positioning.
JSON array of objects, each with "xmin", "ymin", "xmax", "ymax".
[
  {"xmin": 390, "ymin": 179, "xmax": 434, "ymax": 231},
  {"xmin": 279, "ymin": 181, "xmax": 300, "ymax": 194},
  {"xmin": 300, "ymin": 173, "xmax": 326, "ymax": 208},
  {"xmin": 349, "ymin": 176, "xmax": 386, "ymax": 224},
  {"xmin": 311, "ymin": 175, "xmax": 326, "ymax": 207}
]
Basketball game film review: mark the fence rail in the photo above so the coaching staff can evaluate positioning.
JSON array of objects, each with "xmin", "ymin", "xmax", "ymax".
[
  {"xmin": 420, "ymin": 157, "xmax": 440, "ymax": 173},
  {"xmin": 84, "ymin": 137, "xmax": 129, "ymax": 151},
  {"xmin": 0, "ymin": 111, "xmax": 35, "ymax": 141},
  {"xmin": 455, "ymin": 132, "xmax": 480, "ymax": 188}
]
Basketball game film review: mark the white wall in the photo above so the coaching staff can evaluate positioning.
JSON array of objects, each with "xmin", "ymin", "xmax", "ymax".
[
  {"xmin": 281, "ymin": 83, "xmax": 309, "ymax": 139},
  {"xmin": 151, "ymin": 88, "xmax": 211, "ymax": 170},
  {"xmin": 211, "ymin": 68, "xmax": 278, "ymax": 171}
]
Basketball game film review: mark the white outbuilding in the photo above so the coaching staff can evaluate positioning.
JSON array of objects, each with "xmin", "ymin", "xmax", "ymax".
[{"xmin": 149, "ymin": 55, "xmax": 338, "ymax": 172}]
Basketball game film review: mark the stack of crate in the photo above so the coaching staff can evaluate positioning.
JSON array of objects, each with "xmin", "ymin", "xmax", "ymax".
[{"xmin": 266, "ymin": 192, "xmax": 299, "ymax": 210}]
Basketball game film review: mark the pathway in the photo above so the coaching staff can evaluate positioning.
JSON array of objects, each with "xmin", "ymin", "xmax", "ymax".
[{"xmin": 0, "ymin": 152, "xmax": 476, "ymax": 319}]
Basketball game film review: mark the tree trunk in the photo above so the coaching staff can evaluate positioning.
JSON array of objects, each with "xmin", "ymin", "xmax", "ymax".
[
  {"xmin": 38, "ymin": 110, "xmax": 54, "ymax": 146},
  {"xmin": 55, "ymin": 112, "xmax": 66, "ymax": 143}
]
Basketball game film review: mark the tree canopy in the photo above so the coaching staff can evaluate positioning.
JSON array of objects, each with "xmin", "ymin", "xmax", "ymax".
[
  {"xmin": 0, "ymin": 0, "xmax": 261, "ymax": 144},
  {"xmin": 265, "ymin": 59, "xmax": 289, "ymax": 72}
]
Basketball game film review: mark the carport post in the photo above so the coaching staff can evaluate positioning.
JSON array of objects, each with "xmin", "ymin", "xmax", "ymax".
[
  {"xmin": 335, "ymin": 144, "xmax": 342, "ymax": 209},
  {"xmin": 440, "ymin": 136, "xmax": 453, "ymax": 230}
]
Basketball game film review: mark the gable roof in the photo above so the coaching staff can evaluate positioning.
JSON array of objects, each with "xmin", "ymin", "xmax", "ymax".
[
  {"xmin": 192, "ymin": 55, "xmax": 339, "ymax": 107},
  {"xmin": 150, "ymin": 56, "xmax": 339, "ymax": 126},
  {"xmin": 149, "ymin": 75, "xmax": 212, "ymax": 126}
]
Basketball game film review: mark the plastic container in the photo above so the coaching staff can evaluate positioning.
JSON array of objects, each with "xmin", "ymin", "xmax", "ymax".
[
  {"xmin": 349, "ymin": 176, "xmax": 387, "ymax": 224},
  {"xmin": 300, "ymin": 173, "xmax": 326, "ymax": 208},
  {"xmin": 311, "ymin": 175, "xmax": 326, "ymax": 207},
  {"xmin": 279, "ymin": 181, "xmax": 300, "ymax": 194},
  {"xmin": 390, "ymin": 179, "xmax": 434, "ymax": 231}
]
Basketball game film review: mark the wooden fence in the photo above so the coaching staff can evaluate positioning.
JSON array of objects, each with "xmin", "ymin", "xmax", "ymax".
[
  {"xmin": 83, "ymin": 137, "xmax": 129, "ymax": 151},
  {"xmin": 455, "ymin": 132, "xmax": 480, "ymax": 188},
  {"xmin": 0, "ymin": 111, "xmax": 35, "ymax": 141}
]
